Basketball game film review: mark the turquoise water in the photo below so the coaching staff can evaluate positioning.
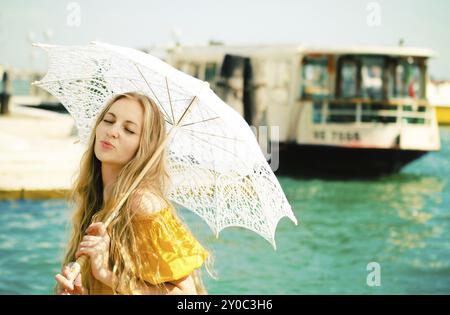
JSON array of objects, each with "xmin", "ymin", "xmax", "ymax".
[{"xmin": 1, "ymin": 128, "xmax": 449, "ymax": 294}]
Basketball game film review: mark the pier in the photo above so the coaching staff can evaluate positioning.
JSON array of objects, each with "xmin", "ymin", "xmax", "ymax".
[{"xmin": 0, "ymin": 97, "xmax": 84, "ymax": 200}]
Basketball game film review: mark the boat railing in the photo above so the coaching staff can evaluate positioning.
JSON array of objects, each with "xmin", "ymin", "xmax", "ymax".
[{"xmin": 309, "ymin": 98, "xmax": 434, "ymax": 125}]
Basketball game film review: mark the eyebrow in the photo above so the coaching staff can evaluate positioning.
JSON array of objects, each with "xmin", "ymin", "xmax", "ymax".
[{"xmin": 105, "ymin": 112, "xmax": 139, "ymax": 127}]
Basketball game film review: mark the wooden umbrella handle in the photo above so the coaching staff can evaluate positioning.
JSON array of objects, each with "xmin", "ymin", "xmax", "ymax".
[{"xmin": 69, "ymin": 255, "xmax": 88, "ymax": 275}]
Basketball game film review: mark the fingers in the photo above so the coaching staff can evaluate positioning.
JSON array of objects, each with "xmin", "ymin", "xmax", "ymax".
[
  {"xmin": 81, "ymin": 235, "xmax": 100, "ymax": 243},
  {"xmin": 76, "ymin": 236, "xmax": 107, "ymax": 259},
  {"xmin": 56, "ymin": 285, "xmax": 65, "ymax": 295},
  {"xmin": 56, "ymin": 262, "xmax": 83, "ymax": 295},
  {"xmin": 73, "ymin": 273, "xmax": 86, "ymax": 295},
  {"xmin": 79, "ymin": 239, "xmax": 99, "ymax": 248},
  {"xmin": 77, "ymin": 232, "xmax": 109, "ymax": 259},
  {"xmin": 60, "ymin": 262, "xmax": 80, "ymax": 291},
  {"xmin": 78, "ymin": 235, "xmax": 103, "ymax": 251},
  {"xmin": 75, "ymin": 246, "xmax": 95, "ymax": 259},
  {"xmin": 86, "ymin": 222, "xmax": 107, "ymax": 236},
  {"xmin": 55, "ymin": 273, "xmax": 85, "ymax": 295},
  {"xmin": 58, "ymin": 287, "xmax": 70, "ymax": 295},
  {"xmin": 74, "ymin": 272, "xmax": 82, "ymax": 288},
  {"xmin": 55, "ymin": 273, "xmax": 74, "ymax": 291},
  {"xmin": 76, "ymin": 243, "xmax": 101, "ymax": 257},
  {"xmin": 62, "ymin": 265, "xmax": 75, "ymax": 282}
]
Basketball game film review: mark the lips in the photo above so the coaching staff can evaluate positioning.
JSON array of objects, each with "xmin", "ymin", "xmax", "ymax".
[{"xmin": 100, "ymin": 140, "xmax": 114, "ymax": 148}]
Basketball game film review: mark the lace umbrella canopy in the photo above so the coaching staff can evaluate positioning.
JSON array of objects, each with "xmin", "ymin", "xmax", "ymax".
[{"xmin": 32, "ymin": 41, "xmax": 298, "ymax": 250}]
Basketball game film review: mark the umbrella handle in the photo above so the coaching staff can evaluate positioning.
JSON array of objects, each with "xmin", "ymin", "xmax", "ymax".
[{"xmin": 68, "ymin": 255, "xmax": 89, "ymax": 279}]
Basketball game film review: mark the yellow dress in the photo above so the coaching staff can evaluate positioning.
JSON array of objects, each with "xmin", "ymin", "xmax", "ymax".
[{"xmin": 89, "ymin": 206, "xmax": 209, "ymax": 294}]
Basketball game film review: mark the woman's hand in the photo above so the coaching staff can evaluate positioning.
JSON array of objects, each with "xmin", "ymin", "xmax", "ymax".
[
  {"xmin": 55, "ymin": 262, "xmax": 86, "ymax": 295},
  {"xmin": 75, "ymin": 222, "xmax": 112, "ymax": 286}
]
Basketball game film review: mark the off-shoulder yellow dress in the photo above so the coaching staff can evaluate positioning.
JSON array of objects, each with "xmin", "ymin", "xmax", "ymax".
[{"xmin": 89, "ymin": 206, "xmax": 209, "ymax": 294}]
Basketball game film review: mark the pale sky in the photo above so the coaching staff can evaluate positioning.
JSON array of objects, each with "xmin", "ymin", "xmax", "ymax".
[{"xmin": 1, "ymin": 0, "xmax": 449, "ymax": 79}]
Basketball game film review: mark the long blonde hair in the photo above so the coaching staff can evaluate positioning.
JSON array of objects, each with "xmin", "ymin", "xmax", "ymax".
[{"xmin": 58, "ymin": 92, "xmax": 216, "ymax": 294}]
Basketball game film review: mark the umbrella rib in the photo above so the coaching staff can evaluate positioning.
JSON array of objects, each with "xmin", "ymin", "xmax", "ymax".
[
  {"xmin": 165, "ymin": 77, "xmax": 176, "ymax": 124},
  {"xmin": 126, "ymin": 77, "xmax": 173, "ymax": 125},
  {"xmin": 180, "ymin": 116, "xmax": 221, "ymax": 127},
  {"xmin": 182, "ymin": 128, "xmax": 245, "ymax": 142},
  {"xmin": 176, "ymin": 95, "xmax": 197, "ymax": 126},
  {"xmin": 121, "ymin": 77, "xmax": 168, "ymax": 90},
  {"xmin": 133, "ymin": 63, "xmax": 173, "ymax": 125},
  {"xmin": 185, "ymin": 131, "xmax": 239, "ymax": 158}
]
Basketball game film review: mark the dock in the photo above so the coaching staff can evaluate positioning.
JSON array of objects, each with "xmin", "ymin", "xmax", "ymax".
[{"xmin": 0, "ymin": 96, "xmax": 84, "ymax": 200}]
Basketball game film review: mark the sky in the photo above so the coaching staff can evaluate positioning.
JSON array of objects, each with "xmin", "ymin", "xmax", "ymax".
[{"xmin": 0, "ymin": 0, "xmax": 449, "ymax": 79}]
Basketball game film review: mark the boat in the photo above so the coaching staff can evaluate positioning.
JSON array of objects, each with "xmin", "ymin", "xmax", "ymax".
[
  {"xmin": 162, "ymin": 44, "xmax": 440, "ymax": 177},
  {"xmin": 427, "ymin": 80, "xmax": 450, "ymax": 125}
]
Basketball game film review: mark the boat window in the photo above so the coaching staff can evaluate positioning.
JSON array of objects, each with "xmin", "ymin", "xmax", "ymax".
[
  {"xmin": 361, "ymin": 57, "xmax": 384, "ymax": 100},
  {"xmin": 389, "ymin": 58, "xmax": 424, "ymax": 99},
  {"xmin": 327, "ymin": 103, "xmax": 357, "ymax": 123},
  {"xmin": 301, "ymin": 57, "xmax": 330, "ymax": 100},
  {"xmin": 405, "ymin": 62, "xmax": 422, "ymax": 99},
  {"xmin": 205, "ymin": 62, "xmax": 217, "ymax": 83},
  {"xmin": 402, "ymin": 117, "xmax": 426, "ymax": 124},
  {"xmin": 361, "ymin": 103, "xmax": 397, "ymax": 123},
  {"xmin": 394, "ymin": 63, "xmax": 406, "ymax": 98},
  {"xmin": 312, "ymin": 102, "xmax": 323, "ymax": 123},
  {"xmin": 339, "ymin": 60, "xmax": 358, "ymax": 98},
  {"xmin": 401, "ymin": 104, "xmax": 428, "ymax": 124},
  {"xmin": 362, "ymin": 115, "xmax": 397, "ymax": 124}
]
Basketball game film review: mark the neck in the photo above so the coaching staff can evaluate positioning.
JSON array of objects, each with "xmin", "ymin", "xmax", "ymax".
[{"xmin": 101, "ymin": 162, "xmax": 121, "ymax": 196}]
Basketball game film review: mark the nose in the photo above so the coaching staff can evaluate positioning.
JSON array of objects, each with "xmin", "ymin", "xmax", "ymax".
[{"xmin": 106, "ymin": 123, "xmax": 119, "ymax": 139}]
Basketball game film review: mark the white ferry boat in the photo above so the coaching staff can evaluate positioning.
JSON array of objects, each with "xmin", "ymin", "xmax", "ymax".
[{"xmin": 162, "ymin": 44, "xmax": 440, "ymax": 176}]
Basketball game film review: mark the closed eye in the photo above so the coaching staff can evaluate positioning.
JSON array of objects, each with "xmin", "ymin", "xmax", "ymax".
[{"xmin": 103, "ymin": 119, "xmax": 135, "ymax": 134}]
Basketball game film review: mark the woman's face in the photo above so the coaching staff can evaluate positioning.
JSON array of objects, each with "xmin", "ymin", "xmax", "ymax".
[{"xmin": 95, "ymin": 97, "xmax": 144, "ymax": 167}]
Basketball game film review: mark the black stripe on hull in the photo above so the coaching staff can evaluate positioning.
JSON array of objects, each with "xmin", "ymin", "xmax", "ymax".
[{"xmin": 272, "ymin": 143, "xmax": 428, "ymax": 178}]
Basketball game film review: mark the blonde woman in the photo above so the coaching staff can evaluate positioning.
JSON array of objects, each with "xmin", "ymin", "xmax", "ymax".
[{"xmin": 54, "ymin": 92, "xmax": 214, "ymax": 295}]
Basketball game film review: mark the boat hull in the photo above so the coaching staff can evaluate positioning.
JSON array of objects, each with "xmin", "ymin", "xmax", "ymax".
[{"xmin": 273, "ymin": 143, "xmax": 429, "ymax": 178}]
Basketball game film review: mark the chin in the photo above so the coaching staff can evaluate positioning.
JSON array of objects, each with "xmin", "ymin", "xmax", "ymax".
[
  {"xmin": 94, "ymin": 151, "xmax": 104, "ymax": 162},
  {"xmin": 94, "ymin": 146, "xmax": 107, "ymax": 162}
]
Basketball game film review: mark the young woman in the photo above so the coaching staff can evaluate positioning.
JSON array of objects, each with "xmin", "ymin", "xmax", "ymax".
[{"xmin": 54, "ymin": 92, "xmax": 214, "ymax": 295}]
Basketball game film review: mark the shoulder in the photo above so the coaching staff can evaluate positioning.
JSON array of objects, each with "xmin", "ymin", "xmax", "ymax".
[{"xmin": 129, "ymin": 189, "xmax": 169, "ymax": 217}]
